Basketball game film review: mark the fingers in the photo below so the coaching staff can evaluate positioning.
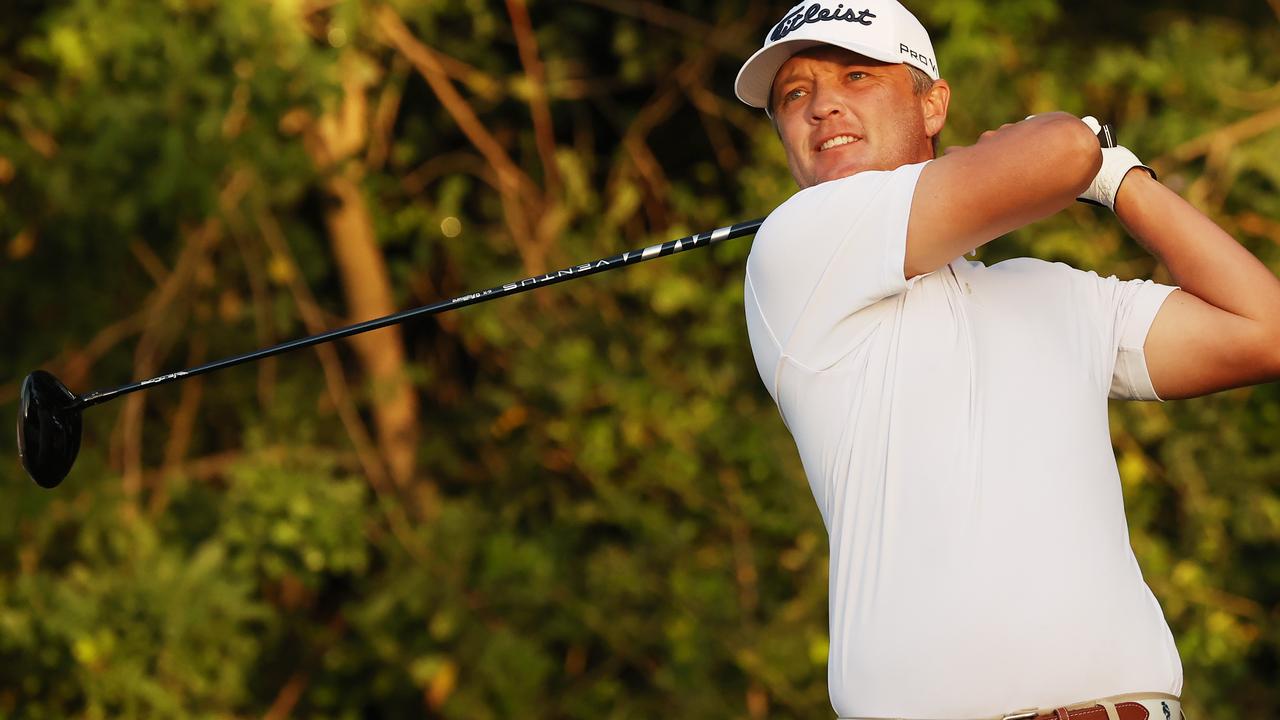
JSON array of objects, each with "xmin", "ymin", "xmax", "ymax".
[
  {"xmin": 946, "ymin": 121, "xmax": 1021, "ymax": 155},
  {"xmin": 978, "ymin": 122, "xmax": 1017, "ymax": 143},
  {"xmin": 958, "ymin": 114, "xmax": 1083, "ymax": 154},
  {"xmin": 970, "ymin": 115, "xmax": 1101, "ymax": 152}
]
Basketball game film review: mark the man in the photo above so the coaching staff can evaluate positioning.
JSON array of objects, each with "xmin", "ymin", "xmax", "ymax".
[{"xmin": 733, "ymin": 2, "xmax": 1280, "ymax": 719}]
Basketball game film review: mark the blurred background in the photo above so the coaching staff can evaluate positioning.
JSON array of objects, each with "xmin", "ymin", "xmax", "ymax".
[{"xmin": 1, "ymin": 0, "xmax": 1277, "ymax": 717}]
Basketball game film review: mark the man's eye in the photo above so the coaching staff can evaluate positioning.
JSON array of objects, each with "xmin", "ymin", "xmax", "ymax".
[
  {"xmin": 783, "ymin": 87, "xmax": 806, "ymax": 103},
  {"xmin": 847, "ymin": 71, "xmax": 866, "ymax": 81}
]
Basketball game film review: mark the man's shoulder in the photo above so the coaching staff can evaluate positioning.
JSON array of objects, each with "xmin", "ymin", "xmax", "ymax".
[
  {"xmin": 962, "ymin": 256, "xmax": 1100, "ymax": 298},
  {"xmin": 980, "ymin": 256, "xmax": 1092, "ymax": 279},
  {"xmin": 969, "ymin": 256, "xmax": 1121, "ymax": 306},
  {"xmin": 754, "ymin": 162, "xmax": 930, "ymax": 256},
  {"xmin": 982, "ymin": 255, "xmax": 1058, "ymax": 270},
  {"xmin": 767, "ymin": 162, "xmax": 928, "ymax": 223}
]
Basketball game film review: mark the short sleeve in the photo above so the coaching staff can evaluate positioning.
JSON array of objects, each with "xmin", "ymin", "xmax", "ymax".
[
  {"xmin": 1102, "ymin": 277, "xmax": 1179, "ymax": 401},
  {"xmin": 744, "ymin": 161, "xmax": 929, "ymax": 371}
]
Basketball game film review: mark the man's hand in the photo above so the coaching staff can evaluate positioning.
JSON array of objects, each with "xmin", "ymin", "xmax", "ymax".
[
  {"xmin": 940, "ymin": 122, "xmax": 1016, "ymax": 154},
  {"xmin": 1076, "ymin": 116, "xmax": 1156, "ymax": 210}
]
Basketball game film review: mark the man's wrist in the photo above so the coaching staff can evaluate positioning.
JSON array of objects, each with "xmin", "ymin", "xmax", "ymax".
[{"xmin": 1113, "ymin": 166, "xmax": 1158, "ymax": 218}]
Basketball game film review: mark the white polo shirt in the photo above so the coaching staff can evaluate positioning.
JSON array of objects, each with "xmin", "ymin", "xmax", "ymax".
[{"xmin": 744, "ymin": 161, "xmax": 1182, "ymax": 719}]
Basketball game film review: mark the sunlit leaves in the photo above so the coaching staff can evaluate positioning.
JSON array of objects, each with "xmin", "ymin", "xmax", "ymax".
[{"xmin": 1, "ymin": 0, "xmax": 1277, "ymax": 717}]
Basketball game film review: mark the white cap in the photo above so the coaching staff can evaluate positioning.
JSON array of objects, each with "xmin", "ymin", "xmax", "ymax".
[{"xmin": 735, "ymin": 1, "xmax": 940, "ymax": 110}]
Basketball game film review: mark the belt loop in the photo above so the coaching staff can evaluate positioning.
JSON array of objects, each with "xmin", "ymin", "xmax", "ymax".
[
  {"xmin": 1054, "ymin": 709, "xmax": 1069, "ymax": 720},
  {"xmin": 1099, "ymin": 701, "xmax": 1121, "ymax": 720}
]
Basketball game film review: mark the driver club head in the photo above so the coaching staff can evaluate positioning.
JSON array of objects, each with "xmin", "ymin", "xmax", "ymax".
[{"xmin": 17, "ymin": 370, "xmax": 83, "ymax": 489}]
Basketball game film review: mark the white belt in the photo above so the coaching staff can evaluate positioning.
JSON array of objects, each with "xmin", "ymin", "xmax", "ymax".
[{"xmin": 838, "ymin": 692, "xmax": 1182, "ymax": 720}]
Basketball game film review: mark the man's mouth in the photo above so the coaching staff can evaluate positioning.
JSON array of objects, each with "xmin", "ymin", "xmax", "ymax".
[{"xmin": 818, "ymin": 135, "xmax": 861, "ymax": 152}]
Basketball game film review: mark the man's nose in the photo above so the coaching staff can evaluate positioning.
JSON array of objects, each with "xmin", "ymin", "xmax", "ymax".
[{"xmin": 809, "ymin": 85, "xmax": 844, "ymax": 121}]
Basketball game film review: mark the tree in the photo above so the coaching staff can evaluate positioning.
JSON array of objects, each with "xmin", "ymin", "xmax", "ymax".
[{"xmin": 1, "ymin": 0, "xmax": 1277, "ymax": 716}]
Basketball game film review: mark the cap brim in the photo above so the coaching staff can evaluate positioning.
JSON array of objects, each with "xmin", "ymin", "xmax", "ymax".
[{"xmin": 734, "ymin": 38, "xmax": 910, "ymax": 110}]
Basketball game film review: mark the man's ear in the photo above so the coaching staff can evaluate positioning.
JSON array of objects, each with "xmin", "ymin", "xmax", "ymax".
[{"xmin": 922, "ymin": 79, "xmax": 951, "ymax": 142}]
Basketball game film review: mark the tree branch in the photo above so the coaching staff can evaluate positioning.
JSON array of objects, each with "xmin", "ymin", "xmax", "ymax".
[
  {"xmin": 263, "ymin": 671, "xmax": 310, "ymax": 720},
  {"xmin": 0, "ymin": 308, "xmax": 148, "ymax": 408},
  {"xmin": 1236, "ymin": 211, "xmax": 1280, "ymax": 249},
  {"xmin": 376, "ymin": 5, "xmax": 550, "ymax": 274},
  {"xmin": 570, "ymin": 0, "xmax": 754, "ymax": 55},
  {"xmin": 1158, "ymin": 106, "xmax": 1280, "ymax": 167},
  {"xmin": 116, "ymin": 218, "xmax": 220, "ymax": 507},
  {"xmin": 609, "ymin": 51, "xmax": 716, "ymax": 229},
  {"xmin": 375, "ymin": 6, "xmax": 538, "ymax": 204},
  {"xmin": 151, "ymin": 337, "xmax": 206, "ymax": 517},
  {"xmin": 682, "ymin": 81, "xmax": 742, "ymax": 172},
  {"xmin": 505, "ymin": 0, "xmax": 561, "ymax": 195},
  {"xmin": 257, "ymin": 211, "xmax": 430, "ymax": 562},
  {"xmin": 366, "ymin": 55, "xmax": 409, "ymax": 172},
  {"xmin": 401, "ymin": 151, "xmax": 498, "ymax": 196}
]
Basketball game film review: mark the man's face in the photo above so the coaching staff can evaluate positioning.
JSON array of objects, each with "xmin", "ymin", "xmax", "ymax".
[{"xmin": 771, "ymin": 46, "xmax": 937, "ymax": 188}]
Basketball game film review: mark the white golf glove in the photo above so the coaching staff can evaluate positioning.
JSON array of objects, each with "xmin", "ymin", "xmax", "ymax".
[{"xmin": 1077, "ymin": 115, "xmax": 1156, "ymax": 211}]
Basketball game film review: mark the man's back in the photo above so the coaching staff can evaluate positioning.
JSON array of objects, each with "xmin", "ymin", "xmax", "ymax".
[{"xmin": 744, "ymin": 165, "xmax": 1181, "ymax": 717}]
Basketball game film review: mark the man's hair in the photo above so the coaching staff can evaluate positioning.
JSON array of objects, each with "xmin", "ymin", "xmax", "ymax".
[
  {"xmin": 771, "ymin": 62, "xmax": 941, "ymax": 155},
  {"xmin": 906, "ymin": 64, "xmax": 934, "ymax": 96},
  {"xmin": 905, "ymin": 64, "xmax": 940, "ymax": 155}
]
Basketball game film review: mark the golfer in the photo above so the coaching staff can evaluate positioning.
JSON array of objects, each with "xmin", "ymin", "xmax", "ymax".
[{"xmin": 735, "ymin": 2, "xmax": 1280, "ymax": 719}]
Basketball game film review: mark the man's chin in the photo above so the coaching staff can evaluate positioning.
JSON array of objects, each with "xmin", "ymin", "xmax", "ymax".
[
  {"xmin": 813, "ymin": 161, "xmax": 871, "ymax": 185},
  {"xmin": 811, "ymin": 152, "xmax": 910, "ymax": 185}
]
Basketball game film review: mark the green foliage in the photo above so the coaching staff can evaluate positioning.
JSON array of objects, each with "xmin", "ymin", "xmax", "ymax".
[
  {"xmin": 1, "ymin": 0, "xmax": 1277, "ymax": 717},
  {"xmin": 0, "ymin": 482, "xmax": 268, "ymax": 717}
]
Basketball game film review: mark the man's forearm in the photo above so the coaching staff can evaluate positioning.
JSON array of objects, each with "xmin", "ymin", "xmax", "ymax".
[{"xmin": 1114, "ymin": 169, "xmax": 1280, "ymax": 326}]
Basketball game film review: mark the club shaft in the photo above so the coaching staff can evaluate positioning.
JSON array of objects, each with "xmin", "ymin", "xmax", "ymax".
[{"xmin": 74, "ymin": 218, "xmax": 766, "ymax": 410}]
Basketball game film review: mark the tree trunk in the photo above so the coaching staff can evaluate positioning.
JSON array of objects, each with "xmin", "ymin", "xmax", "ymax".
[
  {"xmin": 322, "ymin": 167, "xmax": 419, "ymax": 489},
  {"xmin": 301, "ymin": 50, "xmax": 420, "ymax": 490}
]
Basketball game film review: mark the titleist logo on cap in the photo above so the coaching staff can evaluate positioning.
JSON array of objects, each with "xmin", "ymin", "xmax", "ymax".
[{"xmin": 770, "ymin": 3, "xmax": 878, "ymax": 42}]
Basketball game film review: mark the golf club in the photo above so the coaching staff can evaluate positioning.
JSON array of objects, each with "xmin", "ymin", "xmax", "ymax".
[
  {"xmin": 17, "ymin": 218, "xmax": 765, "ymax": 489},
  {"xmin": 17, "ymin": 122, "xmax": 1117, "ymax": 490}
]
